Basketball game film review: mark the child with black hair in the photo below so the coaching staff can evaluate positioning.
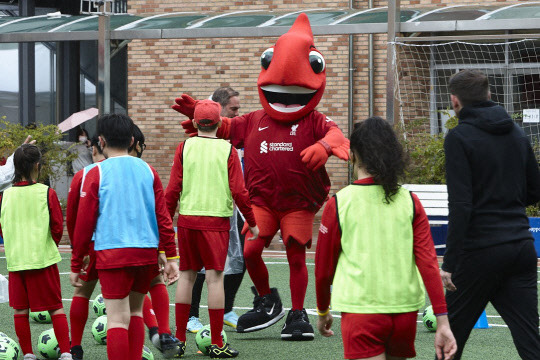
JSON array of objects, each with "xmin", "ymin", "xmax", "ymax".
[
  {"xmin": 67, "ymin": 137, "xmax": 106, "ymax": 360},
  {"xmin": 70, "ymin": 114, "xmax": 179, "ymax": 360},
  {"xmin": 0, "ymin": 144, "xmax": 72, "ymax": 360},
  {"xmin": 315, "ymin": 117, "xmax": 457, "ymax": 360},
  {"xmin": 129, "ymin": 124, "xmax": 182, "ymax": 357}
]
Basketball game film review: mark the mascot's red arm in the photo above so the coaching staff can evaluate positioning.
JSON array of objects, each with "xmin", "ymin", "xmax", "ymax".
[
  {"xmin": 173, "ymin": 93, "xmax": 232, "ymax": 138},
  {"xmin": 300, "ymin": 127, "xmax": 349, "ymax": 171}
]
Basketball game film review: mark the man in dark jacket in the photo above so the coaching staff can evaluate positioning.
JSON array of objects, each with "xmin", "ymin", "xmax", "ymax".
[{"xmin": 441, "ymin": 69, "xmax": 540, "ymax": 359}]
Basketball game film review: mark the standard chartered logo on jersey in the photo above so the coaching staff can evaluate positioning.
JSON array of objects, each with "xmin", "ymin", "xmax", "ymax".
[{"xmin": 260, "ymin": 140, "xmax": 293, "ymax": 153}]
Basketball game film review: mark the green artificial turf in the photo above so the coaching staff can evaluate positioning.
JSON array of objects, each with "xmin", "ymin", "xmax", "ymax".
[{"xmin": 0, "ymin": 253, "xmax": 535, "ymax": 359}]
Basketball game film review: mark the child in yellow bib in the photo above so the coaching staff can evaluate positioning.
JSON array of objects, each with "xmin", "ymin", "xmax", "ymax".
[
  {"xmin": 0, "ymin": 144, "xmax": 72, "ymax": 360},
  {"xmin": 314, "ymin": 117, "xmax": 457, "ymax": 360}
]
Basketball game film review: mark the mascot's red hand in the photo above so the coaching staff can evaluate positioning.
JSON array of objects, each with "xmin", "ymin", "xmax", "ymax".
[
  {"xmin": 180, "ymin": 119, "xmax": 198, "ymax": 137},
  {"xmin": 172, "ymin": 94, "xmax": 197, "ymax": 119},
  {"xmin": 321, "ymin": 127, "xmax": 350, "ymax": 161},
  {"xmin": 301, "ymin": 127, "xmax": 350, "ymax": 170},
  {"xmin": 300, "ymin": 142, "xmax": 329, "ymax": 171}
]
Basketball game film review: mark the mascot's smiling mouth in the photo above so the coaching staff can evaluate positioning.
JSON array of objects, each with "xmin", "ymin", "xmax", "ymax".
[{"xmin": 260, "ymin": 84, "xmax": 317, "ymax": 113}]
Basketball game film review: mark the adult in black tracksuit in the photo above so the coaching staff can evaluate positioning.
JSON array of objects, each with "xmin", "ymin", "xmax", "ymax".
[{"xmin": 440, "ymin": 70, "xmax": 540, "ymax": 360}]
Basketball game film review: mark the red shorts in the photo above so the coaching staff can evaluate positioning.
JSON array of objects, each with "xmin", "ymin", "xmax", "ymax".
[
  {"xmin": 243, "ymin": 205, "xmax": 315, "ymax": 247},
  {"xmin": 78, "ymin": 248, "xmax": 98, "ymax": 283},
  {"xmin": 341, "ymin": 312, "xmax": 417, "ymax": 359},
  {"xmin": 9, "ymin": 264, "xmax": 63, "ymax": 311},
  {"xmin": 98, "ymin": 264, "xmax": 159, "ymax": 299},
  {"xmin": 178, "ymin": 227, "xmax": 228, "ymax": 271}
]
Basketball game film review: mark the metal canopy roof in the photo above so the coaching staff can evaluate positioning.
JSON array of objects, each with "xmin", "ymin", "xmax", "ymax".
[{"xmin": 1, "ymin": 4, "xmax": 540, "ymax": 43}]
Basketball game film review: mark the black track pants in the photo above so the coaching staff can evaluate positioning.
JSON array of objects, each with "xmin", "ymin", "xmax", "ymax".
[{"xmin": 443, "ymin": 240, "xmax": 540, "ymax": 360}]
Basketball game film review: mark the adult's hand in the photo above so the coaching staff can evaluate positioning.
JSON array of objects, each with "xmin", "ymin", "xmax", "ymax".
[{"xmin": 440, "ymin": 269, "xmax": 457, "ymax": 292}]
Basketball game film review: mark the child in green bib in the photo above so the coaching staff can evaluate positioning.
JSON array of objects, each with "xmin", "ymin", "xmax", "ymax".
[
  {"xmin": 0, "ymin": 144, "xmax": 72, "ymax": 360},
  {"xmin": 315, "ymin": 117, "xmax": 457, "ymax": 360}
]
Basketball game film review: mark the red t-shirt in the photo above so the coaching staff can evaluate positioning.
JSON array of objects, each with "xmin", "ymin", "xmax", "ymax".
[
  {"xmin": 315, "ymin": 178, "xmax": 448, "ymax": 315},
  {"xmin": 230, "ymin": 109, "xmax": 338, "ymax": 212}
]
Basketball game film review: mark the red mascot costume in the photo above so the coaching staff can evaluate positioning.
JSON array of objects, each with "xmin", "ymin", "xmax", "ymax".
[{"xmin": 173, "ymin": 13, "xmax": 349, "ymax": 341}]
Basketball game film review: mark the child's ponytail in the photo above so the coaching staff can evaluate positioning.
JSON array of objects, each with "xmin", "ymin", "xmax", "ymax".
[
  {"xmin": 13, "ymin": 144, "xmax": 42, "ymax": 184},
  {"xmin": 350, "ymin": 117, "xmax": 406, "ymax": 203}
]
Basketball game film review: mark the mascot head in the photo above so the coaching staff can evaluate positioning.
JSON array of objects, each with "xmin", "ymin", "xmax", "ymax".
[{"xmin": 257, "ymin": 13, "xmax": 326, "ymax": 123}]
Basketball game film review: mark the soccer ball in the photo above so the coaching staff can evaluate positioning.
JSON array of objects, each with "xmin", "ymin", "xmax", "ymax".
[
  {"xmin": 0, "ymin": 335, "xmax": 21, "ymax": 360},
  {"xmin": 37, "ymin": 328, "xmax": 60, "ymax": 359},
  {"xmin": 30, "ymin": 311, "xmax": 52, "ymax": 323},
  {"xmin": 422, "ymin": 305, "xmax": 437, "ymax": 332},
  {"xmin": 142, "ymin": 345, "xmax": 154, "ymax": 360},
  {"xmin": 92, "ymin": 315, "xmax": 107, "ymax": 344},
  {"xmin": 195, "ymin": 325, "xmax": 227, "ymax": 355},
  {"xmin": 92, "ymin": 294, "xmax": 107, "ymax": 317}
]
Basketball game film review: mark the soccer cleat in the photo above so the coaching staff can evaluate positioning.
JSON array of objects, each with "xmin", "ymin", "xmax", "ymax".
[
  {"xmin": 60, "ymin": 353, "xmax": 74, "ymax": 360},
  {"xmin": 173, "ymin": 341, "xmax": 186, "ymax": 358},
  {"xmin": 223, "ymin": 311, "xmax": 239, "ymax": 329},
  {"xmin": 153, "ymin": 333, "xmax": 181, "ymax": 358},
  {"xmin": 70, "ymin": 345, "xmax": 83, "ymax": 360},
  {"xmin": 187, "ymin": 316, "xmax": 204, "ymax": 333},
  {"xmin": 236, "ymin": 287, "xmax": 285, "ymax": 333},
  {"xmin": 208, "ymin": 343, "xmax": 239, "ymax": 358},
  {"xmin": 281, "ymin": 309, "xmax": 315, "ymax": 341}
]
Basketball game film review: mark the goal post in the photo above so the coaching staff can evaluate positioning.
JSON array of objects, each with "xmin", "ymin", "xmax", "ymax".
[{"xmin": 393, "ymin": 38, "xmax": 540, "ymax": 157}]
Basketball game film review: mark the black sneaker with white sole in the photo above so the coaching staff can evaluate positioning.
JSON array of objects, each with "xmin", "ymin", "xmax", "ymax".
[
  {"xmin": 153, "ymin": 333, "xmax": 181, "ymax": 358},
  {"xmin": 281, "ymin": 309, "xmax": 315, "ymax": 341},
  {"xmin": 236, "ymin": 287, "xmax": 285, "ymax": 333}
]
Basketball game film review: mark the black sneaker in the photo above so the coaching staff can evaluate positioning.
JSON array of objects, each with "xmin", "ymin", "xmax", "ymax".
[
  {"xmin": 173, "ymin": 340, "xmax": 186, "ymax": 358},
  {"xmin": 70, "ymin": 345, "xmax": 83, "ymax": 360},
  {"xmin": 236, "ymin": 287, "xmax": 285, "ymax": 333},
  {"xmin": 208, "ymin": 343, "xmax": 239, "ymax": 358},
  {"xmin": 281, "ymin": 309, "xmax": 315, "ymax": 341},
  {"xmin": 153, "ymin": 333, "xmax": 181, "ymax": 358}
]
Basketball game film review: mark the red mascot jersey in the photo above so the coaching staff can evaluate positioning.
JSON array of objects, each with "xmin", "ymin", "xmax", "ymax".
[{"xmin": 231, "ymin": 109, "xmax": 337, "ymax": 213}]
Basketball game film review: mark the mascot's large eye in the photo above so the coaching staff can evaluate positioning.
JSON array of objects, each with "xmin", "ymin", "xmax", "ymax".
[
  {"xmin": 309, "ymin": 51, "xmax": 325, "ymax": 74},
  {"xmin": 261, "ymin": 48, "xmax": 274, "ymax": 70}
]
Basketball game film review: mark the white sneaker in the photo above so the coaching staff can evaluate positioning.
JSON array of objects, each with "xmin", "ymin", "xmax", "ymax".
[
  {"xmin": 186, "ymin": 316, "xmax": 203, "ymax": 333},
  {"xmin": 23, "ymin": 355, "xmax": 37, "ymax": 360},
  {"xmin": 60, "ymin": 353, "xmax": 73, "ymax": 360}
]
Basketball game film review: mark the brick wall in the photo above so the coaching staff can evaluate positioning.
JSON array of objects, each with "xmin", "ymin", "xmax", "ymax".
[{"xmin": 126, "ymin": 1, "xmax": 525, "ymax": 223}]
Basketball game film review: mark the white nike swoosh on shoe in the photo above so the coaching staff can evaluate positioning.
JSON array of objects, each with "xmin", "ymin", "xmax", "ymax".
[
  {"xmin": 258, "ymin": 126, "xmax": 269, "ymax": 131},
  {"xmin": 266, "ymin": 303, "xmax": 275, "ymax": 315}
]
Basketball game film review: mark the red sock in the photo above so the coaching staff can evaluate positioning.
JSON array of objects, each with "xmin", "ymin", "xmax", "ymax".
[
  {"xmin": 107, "ymin": 327, "xmax": 129, "ymax": 360},
  {"xmin": 128, "ymin": 316, "xmax": 145, "ymax": 360},
  {"xmin": 175, "ymin": 303, "xmax": 191, "ymax": 342},
  {"xmin": 287, "ymin": 241, "xmax": 308, "ymax": 311},
  {"xmin": 149, "ymin": 283, "xmax": 172, "ymax": 334},
  {"xmin": 70, "ymin": 296, "xmax": 89, "ymax": 346},
  {"xmin": 14, "ymin": 314, "xmax": 33, "ymax": 355},
  {"xmin": 143, "ymin": 295, "xmax": 158, "ymax": 330},
  {"xmin": 208, "ymin": 309, "xmax": 224, "ymax": 348},
  {"xmin": 244, "ymin": 235, "xmax": 271, "ymax": 296},
  {"xmin": 51, "ymin": 313, "xmax": 71, "ymax": 354}
]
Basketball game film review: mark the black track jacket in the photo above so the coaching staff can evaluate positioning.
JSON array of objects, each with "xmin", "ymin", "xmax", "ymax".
[{"xmin": 442, "ymin": 101, "xmax": 540, "ymax": 273}]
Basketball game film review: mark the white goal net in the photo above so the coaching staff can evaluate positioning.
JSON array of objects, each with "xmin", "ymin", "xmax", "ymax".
[{"xmin": 394, "ymin": 39, "xmax": 540, "ymax": 157}]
